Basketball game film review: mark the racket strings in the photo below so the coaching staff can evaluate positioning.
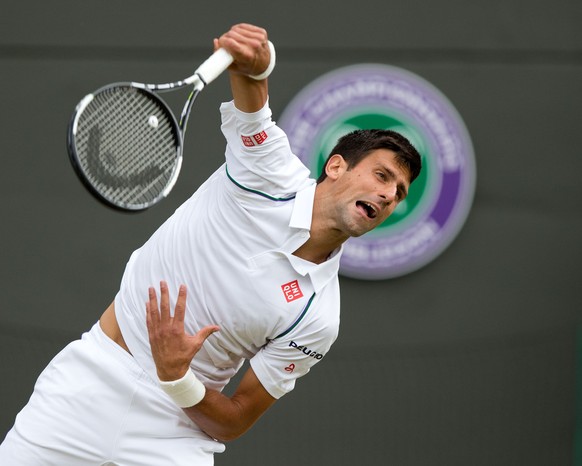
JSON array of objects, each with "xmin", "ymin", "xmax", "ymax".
[{"xmin": 74, "ymin": 86, "xmax": 180, "ymax": 208}]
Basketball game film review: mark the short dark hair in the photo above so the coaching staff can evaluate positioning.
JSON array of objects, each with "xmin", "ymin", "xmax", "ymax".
[{"xmin": 316, "ymin": 129, "xmax": 422, "ymax": 184}]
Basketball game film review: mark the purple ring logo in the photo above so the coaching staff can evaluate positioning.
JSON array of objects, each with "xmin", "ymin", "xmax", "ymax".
[{"xmin": 279, "ymin": 64, "xmax": 476, "ymax": 279}]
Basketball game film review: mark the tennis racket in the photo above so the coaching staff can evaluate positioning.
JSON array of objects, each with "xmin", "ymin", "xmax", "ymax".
[{"xmin": 67, "ymin": 48, "xmax": 233, "ymax": 211}]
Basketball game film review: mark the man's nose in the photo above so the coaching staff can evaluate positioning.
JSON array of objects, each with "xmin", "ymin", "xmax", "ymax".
[{"xmin": 380, "ymin": 183, "xmax": 397, "ymax": 203}]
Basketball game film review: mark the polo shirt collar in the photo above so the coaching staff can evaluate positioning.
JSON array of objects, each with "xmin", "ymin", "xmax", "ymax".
[
  {"xmin": 289, "ymin": 182, "xmax": 316, "ymax": 231},
  {"xmin": 283, "ymin": 182, "xmax": 343, "ymax": 293},
  {"xmin": 289, "ymin": 245, "xmax": 343, "ymax": 293}
]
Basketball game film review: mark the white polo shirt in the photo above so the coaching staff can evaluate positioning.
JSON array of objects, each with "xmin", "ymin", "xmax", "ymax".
[{"xmin": 115, "ymin": 100, "xmax": 342, "ymax": 400}]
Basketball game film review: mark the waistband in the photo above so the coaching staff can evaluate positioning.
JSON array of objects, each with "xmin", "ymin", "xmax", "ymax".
[{"xmin": 84, "ymin": 322, "xmax": 150, "ymax": 382}]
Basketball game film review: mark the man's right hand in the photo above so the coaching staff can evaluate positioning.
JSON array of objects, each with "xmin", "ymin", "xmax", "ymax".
[
  {"xmin": 215, "ymin": 23, "xmax": 272, "ymax": 78},
  {"xmin": 214, "ymin": 23, "xmax": 271, "ymax": 113}
]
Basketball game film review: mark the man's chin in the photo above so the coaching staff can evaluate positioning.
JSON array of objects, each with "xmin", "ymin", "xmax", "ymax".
[
  {"xmin": 348, "ymin": 225, "xmax": 374, "ymax": 238},
  {"xmin": 343, "ymin": 216, "xmax": 380, "ymax": 238}
]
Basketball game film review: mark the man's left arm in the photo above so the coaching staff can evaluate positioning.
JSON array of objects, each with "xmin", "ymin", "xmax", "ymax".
[
  {"xmin": 146, "ymin": 282, "xmax": 276, "ymax": 442},
  {"xmin": 185, "ymin": 366, "xmax": 276, "ymax": 442}
]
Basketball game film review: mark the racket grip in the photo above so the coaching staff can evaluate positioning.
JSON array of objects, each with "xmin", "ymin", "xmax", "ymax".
[{"xmin": 195, "ymin": 48, "xmax": 234, "ymax": 86}]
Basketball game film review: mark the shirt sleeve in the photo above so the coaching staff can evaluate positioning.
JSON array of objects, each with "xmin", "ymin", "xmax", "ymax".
[
  {"xmin": 220, "ymin": 100, "xmax": 313, "ymax": 199},
  {"xmin": 249, "ymin": 300, "xmax": 339, "ymax": 399}
]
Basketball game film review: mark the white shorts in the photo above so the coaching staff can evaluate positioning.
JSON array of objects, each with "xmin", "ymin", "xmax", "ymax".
[{"xmin": 0, "ymin": 322, "xmax": 225, "ymax": 465}]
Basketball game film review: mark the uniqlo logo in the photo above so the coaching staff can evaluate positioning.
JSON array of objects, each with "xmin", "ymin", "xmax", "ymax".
[
  {"xmin": 241, "ymin": 135, "xmax": 254, "ymax": 147},
  {"xmin": 281, "ymin": 280, "xmax": 303, "ymax": 303},
  {"xmin": 252, "ymin": 130, "xmax": 268, "ymax": 145}
]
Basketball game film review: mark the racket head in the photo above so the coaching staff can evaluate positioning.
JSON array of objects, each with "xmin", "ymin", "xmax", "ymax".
[{"xmin": 67, "ymin": 83, "xmax": 183, "ymax": 211}]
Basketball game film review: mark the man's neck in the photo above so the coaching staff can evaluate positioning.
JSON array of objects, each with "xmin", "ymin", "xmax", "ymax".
[
  {"xmin": 293, "ymin": 183, "xmax": 347, "ymax": 264},
  {"xmin": 292, "ymin": 220, "xmax": 346, "ymax": 265},
  {"xmin": 292, "ymin": 239, "xmax": 333, "ymax": 265}
]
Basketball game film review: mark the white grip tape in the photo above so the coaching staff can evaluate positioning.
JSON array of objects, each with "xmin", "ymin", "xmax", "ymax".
[
  {"xmin": 159, "ymin": 370, "xmax": 206, "ymax": 408},
  {"xmin": 248, "ymin": 41, "xmax": 276, "ymax": 80},
  {"xmin": 195, "ymin": 48, "xmax": 234, "ymax": 86}
]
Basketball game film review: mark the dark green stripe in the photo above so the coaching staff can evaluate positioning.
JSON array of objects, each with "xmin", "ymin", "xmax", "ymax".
[
  {"xmin": 225, "ymin": 165, "xmax": 296, "ymax": 202},
  {"xmin": 274, "ymin": 293, "xmax": 316, "ymax": 340}
]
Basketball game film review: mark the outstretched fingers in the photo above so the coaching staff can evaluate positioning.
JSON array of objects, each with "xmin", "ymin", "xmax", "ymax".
[
  {"xmin": 159, "ymin": 281, "xmax": 171, "ymax": 325},
  {"xmin": 146, "ymin": 286, "xmax": 160, "ymax": 335},
  {"xmin": 145, "ymin": 281, "xmax": 220, "ymax": 381},
  {"xmin": 145, "ymin": 282, "xmax": 220, "ymax": 349},
  {"xmin": 195, "ymin": 325, "xmax": 221, "ymax": 346},
  {"xmin": 172, "ymin": 284, "xmax": 188, "ymax": 332}
]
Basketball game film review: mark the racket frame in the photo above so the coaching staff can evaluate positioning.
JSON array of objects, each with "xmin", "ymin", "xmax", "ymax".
[
  {"xmin": 67, "ymin": 83, "xmax": 185, "ymax": 212},
  {"xmin": 66, "ymin": 48, "xmax": 233, "ymax": 212}
]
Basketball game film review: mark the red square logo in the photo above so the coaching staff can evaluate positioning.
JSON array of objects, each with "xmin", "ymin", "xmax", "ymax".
[
  {"xmin": 241, "ymin": 135, "xmax": 254, "ymax": 147},
  {"xmin": 252, "ymin": 130, "xmax": 268, "ymax": 145},
  {"xmin": 281, "ymin": 280, "xmax": 303, "ymax": 303}
]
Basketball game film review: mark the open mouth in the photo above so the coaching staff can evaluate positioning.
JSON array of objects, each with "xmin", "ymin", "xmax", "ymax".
[{"xmin": 356, "ymin": 201, "xmax": 377, "ymax": 219}]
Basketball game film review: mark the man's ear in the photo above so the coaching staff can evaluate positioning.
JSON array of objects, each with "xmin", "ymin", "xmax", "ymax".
[{"xmin": 325, "ymin": 154, "xmax": 347, "ymax": 180}]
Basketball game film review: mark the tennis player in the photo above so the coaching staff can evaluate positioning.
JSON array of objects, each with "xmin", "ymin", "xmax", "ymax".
[{"xmin": 0, "ymin": 23, "xmax": 421, "ymax": 465}]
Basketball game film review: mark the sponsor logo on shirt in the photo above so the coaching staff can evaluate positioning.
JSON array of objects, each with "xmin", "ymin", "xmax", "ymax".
[
  {"xmin": 241, "ymin": 130, "xmax": 268, "ymax": 147},
  {"xmin": 289, "ymin": 341, "xmax": 325, "ymax": 360},
  {"xmin": 281, "ymin": 280, "xmax": 303, "ymax": 303}
]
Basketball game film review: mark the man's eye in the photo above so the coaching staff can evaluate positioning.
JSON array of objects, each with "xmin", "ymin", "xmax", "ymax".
[{"xmin": 376, "ymin": 172, "xmax": 386, "ymax": 180}]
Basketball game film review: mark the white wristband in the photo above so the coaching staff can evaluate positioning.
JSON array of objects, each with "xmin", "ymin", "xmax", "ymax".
[
  {"xmin": 158, "ymin": 370, "xmax": 206, "ymax": 408},
  {"xmin": 248, "ymin": 41, "xmax": 276, "ymax": 80}
]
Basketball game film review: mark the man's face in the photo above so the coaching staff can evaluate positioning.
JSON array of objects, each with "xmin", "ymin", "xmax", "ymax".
[{"xmin": 325, "ymin": 148, "xmax": 411, "ymax": 238}]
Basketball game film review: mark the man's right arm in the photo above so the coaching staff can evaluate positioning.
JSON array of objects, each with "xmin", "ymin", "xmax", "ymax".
[
  {"xmin": 215, "ymin": 23, "xmax": 271, "ymax": 113},
  {"xmin": 216, "ymin": 24, "xmax": 313, "ymax": 198}
]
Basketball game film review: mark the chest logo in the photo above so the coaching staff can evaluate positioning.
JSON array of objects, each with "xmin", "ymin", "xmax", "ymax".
[{"xmin": 281, "ymin": 280, "xmax": 303, "ymax": 303}]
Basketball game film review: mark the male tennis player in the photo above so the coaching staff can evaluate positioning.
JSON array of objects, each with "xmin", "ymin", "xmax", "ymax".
[{"xmin": 0, "ymin": 23, "xmax": 421, "ymax": 465}]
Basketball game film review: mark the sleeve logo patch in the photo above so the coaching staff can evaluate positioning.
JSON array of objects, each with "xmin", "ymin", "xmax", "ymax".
[
  {"xmin": 241, "ymin": 130, "xmax": 268, "ymax": 147},
  {"xmin": 241, "ymin": 135, "xmax": 254, "ymax": 147},
  {"xmin": 281, "ymin": 280, "xmax": 303, "ymax": 303}
]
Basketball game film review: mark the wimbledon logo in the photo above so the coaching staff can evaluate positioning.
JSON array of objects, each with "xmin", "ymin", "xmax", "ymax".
[{"xmin": 279, "ymin": 64, "xmax": 476, "ymax": 279}]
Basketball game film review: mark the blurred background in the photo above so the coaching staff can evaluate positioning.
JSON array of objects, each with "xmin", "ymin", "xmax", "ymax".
[{"xmin": 1, "ymin": 1, "xmax": 580, "ymax": 465}]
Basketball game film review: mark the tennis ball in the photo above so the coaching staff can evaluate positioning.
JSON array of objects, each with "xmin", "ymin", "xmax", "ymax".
[{"xmin": 148, "ymin": 115, "xmax": 159, "ymax": 128}]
